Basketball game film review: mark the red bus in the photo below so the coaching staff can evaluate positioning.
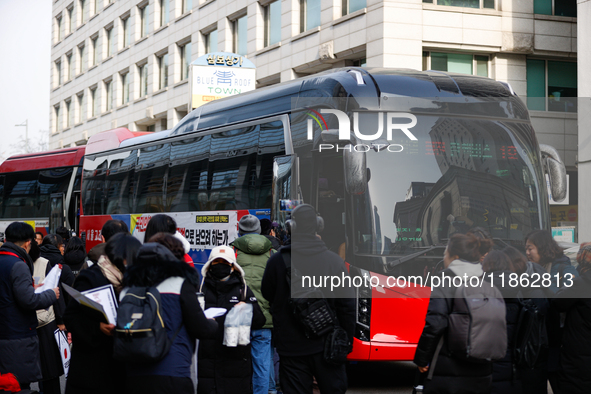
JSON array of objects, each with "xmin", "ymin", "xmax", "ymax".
[
  {"xmin": 77, "ymin": 68, "xmax": 567, "ymax": 361},
  {"xmin": 0, "ymin": 128, "xmax": 148, "ymax": 240}
]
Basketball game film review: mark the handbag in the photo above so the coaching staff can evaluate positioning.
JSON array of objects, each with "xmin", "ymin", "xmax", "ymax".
[{"xmin": 323, "ymin": 325, "xmax": 351, "ymax": 365}]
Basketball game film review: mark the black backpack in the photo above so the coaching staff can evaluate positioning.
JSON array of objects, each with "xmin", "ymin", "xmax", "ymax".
[
  {"xmin": 113, "ymin": 284, "xmax": 181, "ymax": 363},
  {"xmin": 281, "ymin": 249, "xmax": 336, "ymax": 338},
  {"xmin": 512, "ymin": 297, "xmax": 545, "ymax": 369}
]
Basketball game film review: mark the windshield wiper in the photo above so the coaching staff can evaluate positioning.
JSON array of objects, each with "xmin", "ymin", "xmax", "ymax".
[{"xmin": 385, "ymin": 245, "xmax": 446, "ymax": 272}]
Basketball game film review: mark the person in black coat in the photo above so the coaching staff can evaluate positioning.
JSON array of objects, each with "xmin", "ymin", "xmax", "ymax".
[
  {"xmin": 552, "ymin": 243, "xmax": 591, "ymax": 393},
  {"xmin": 261, "ymin": 204, "xmax": 356, "ymax": 394},
  {"xmin": 482, "ymin": 250, "xmax": 522, "ymax": 394},
  {"xmin": 63, "ymin": 233, "xmax": 141, "ymax": 394},
  {"xmin": 414, "ymin": 233, "xmax": 495, "ymax": 394},
  {"xmin": 198, "ymin": 245, "xmax": 265, "ymax": 394},
  {"xmin": 63, "ymin": 236, "xmax": 87, "ymax": 278},
  {"xmin": 40, "ymin": 234, "xmax": 75, "ymax": 330}
]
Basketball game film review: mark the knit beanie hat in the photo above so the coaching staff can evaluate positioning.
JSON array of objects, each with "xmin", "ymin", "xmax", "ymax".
[{"xmin": 238, "ymin": 215, "xmax": 261, "ymax": 235}]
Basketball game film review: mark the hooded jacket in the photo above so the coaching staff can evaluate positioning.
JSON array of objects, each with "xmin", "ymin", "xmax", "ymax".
[
  {"xmin": 122, "ymin": 243, "xmax": 218, "ymax": 392},
  {"xmin": 197, "ymin": 258, "xmax": 265, "ymax": 394},
  {"xmin": 261, "ymin": 234, "xmax": 356, "ymax": 357},
  {"xmin": 553, "ymin": 269, "xmax": 591, "ymax": 393},
  {"xmin": 0, "ymin": 242, "xmax": 57, "ymax": 385},
  {"xmin": 64, "ymin": 248, "xmax": 86, "ymax": 277},
  {"xmin": 414, "ymin": 259, "xmax": 493, "ymax": 394},
  {"xmin": 231, "ymin": 233, "xmax": 274, "ymax": 328}
]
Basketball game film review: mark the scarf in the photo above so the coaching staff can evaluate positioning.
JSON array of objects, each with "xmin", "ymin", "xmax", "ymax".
[{"xmin": 97, "ymin": 255, "xmax": 123, "ymax": 295}]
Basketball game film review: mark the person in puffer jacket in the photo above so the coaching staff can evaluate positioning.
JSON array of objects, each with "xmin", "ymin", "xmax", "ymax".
[
  {"xmin": 414, "ymin": 233, "xmax": 495, "ymax": 394},
  {"xmin": 231, "ymin": 215, "xmax": 275, "ymax": 394},
  {"xmin": 198, "ymin": 245, "xmax": 266, "ymax": 394},
  {"xmin": 123, "ymin": 240, "xmax": 218, "ymax": 394}
]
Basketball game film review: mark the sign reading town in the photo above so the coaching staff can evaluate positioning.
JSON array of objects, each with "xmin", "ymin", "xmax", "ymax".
[{"xmin": 190, "ymin": 52, "xmax": 256, "ymax": 109}]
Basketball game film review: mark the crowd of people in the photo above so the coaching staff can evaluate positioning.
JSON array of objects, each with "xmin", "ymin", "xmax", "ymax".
[
  {"xmin": 1, "ymin": 213, "xmax": 590, "ymax": 394},
  {"xmin": 414, "ymin": 229, "xmax": 590, "ymax": 394},
  {"xmin": 0, "ymin": 205, "xmax": 355, "ymax": 394}
]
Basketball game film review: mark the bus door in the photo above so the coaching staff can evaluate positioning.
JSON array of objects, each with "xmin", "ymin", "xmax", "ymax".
[
  {"xmin": 314, "ymin": 154, "xmax": 346, "ymax": 257},
  {"xmin": 49, "ymin": 192, "xmax": 65, "ymax": 234}
]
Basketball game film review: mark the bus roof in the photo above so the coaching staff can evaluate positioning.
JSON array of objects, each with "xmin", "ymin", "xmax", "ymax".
[
  {"xmin": 0, "ymin": 146, "xmax": 86, "ymax": 173},
  {"xmin": 90, "ymin": 68, "xmax": 521, "ymax": 154}
]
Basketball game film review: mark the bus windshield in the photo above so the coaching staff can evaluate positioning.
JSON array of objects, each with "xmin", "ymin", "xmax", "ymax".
[{"xmin": 350, "ymin": 114, "xmax": 548, "ymax": 257}]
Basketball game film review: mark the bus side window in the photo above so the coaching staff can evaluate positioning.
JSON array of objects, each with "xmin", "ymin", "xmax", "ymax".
[
  {"xmin": 105, "ymin": 150, "xmax": 137, "ymax": 215},
  {"xmin": 3, "ymin": 171, "xmax": 39, "ymax": 219},
  {"xmin": 168, "ymin": 136, "xmax": 211, "ymax": 213},
  {"xmin": 81, "ymin": 156, "xmax": 108, "ymax": 216},
  {"xmin": 134, "ymin": 144, "xmax": 170, "ymax": 213}
]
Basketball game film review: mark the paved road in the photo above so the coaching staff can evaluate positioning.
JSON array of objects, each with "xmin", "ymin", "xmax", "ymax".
[{"xmin": 347, "ymin": 361, "xmax": 416, "ymax": 393}]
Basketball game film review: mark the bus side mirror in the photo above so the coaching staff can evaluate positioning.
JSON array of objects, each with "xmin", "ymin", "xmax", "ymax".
[
  {"xmin": 343, "ymin": 146, "xmax": 367, "ymax": 195},
  {"xmin": 540, "ymin": 144, "xmax": 567, "ymax": 202}
]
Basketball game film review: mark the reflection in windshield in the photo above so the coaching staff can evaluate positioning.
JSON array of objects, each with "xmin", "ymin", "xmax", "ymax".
[{"xmin": 351, "ymin": 115, "xmax": 547, "ymax": 257}]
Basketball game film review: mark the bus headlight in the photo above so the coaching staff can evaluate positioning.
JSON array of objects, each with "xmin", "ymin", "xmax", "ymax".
[{"xmin": 356, "ymin": 269, "xmax": 372, "ymax": 342}]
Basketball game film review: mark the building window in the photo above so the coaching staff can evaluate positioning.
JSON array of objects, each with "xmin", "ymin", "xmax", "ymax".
[
  {"xmin": 106, "ymin": 26, "xmax": 114, "ymax": 57},
  {"xmin": 67, "ymin": 5, "xmax": 74, "ymax": 34},
  {"xmin": 140, "ymin": 3, "xmax": 149, "ymax": 38},
  {"xmin": 80, "ymin": 0, "xmax": 87, "ymax": 24},
  {"xmin": 180, "ymin": 42, "xmax": 191, "ymax": 80},
  {"xmin": 205, "ymin": 29, "xmax": 218, "ymax": 53},
  {"xmin": 352, "ymin": 58, "xmax": 367, "ymax": 67},
  {"xmin": 158, "ymin": 54, "xmax": 168, "ymax": 89},
  {"xmin": 54, "ymin": 105, "xmax": 61, "ymax": 133},
  {"xmin": 264, "ymin": 1, "xmax": 281, "ymax": 47},
  {"xmin": 76, "ymin": 93, "xmax": 85, "ymax": 124},
  {"xmin": 342, "ymin": 0, "xmax": 365, "ymax": 15},
  {"xmin": 139, "ymin": 63, "xmax": 149, "ymax": 96},
  {"xmin": 423, "ymin": 51, "xmax": 488, "ymax": 77},
  {"xmin": 55, "ymin": 60, "xmax": 62, "ymax": 86},
  {"xmin": 300, "ymin": 0, "xmax": 321, "ymax": 33},
  {"xmin": 233, "ymin": 15, "xmax": 247, "ymax": 56},
  {"xmin": 121, "ymin": 72, "xmax": 130, "ymax": 104},
  {"xmin": 422, "ymin": 0, "xmax": 494, "ymax": 9},
  {"xmin": 92, "ymin": 0, "xmax": 99, "ymax": 15},
  {"xmin": 65, "ymin": 99, "xmax": 72, "ymax": 128},
  {"xmin": 527, "ymin": 59, "xmax": 577, "ymax": 113},
  {"xmin": 122, "ymin": 16, "xmax": 130, "ymax": 48},
  {"xmin": 56, "ymin": 16, "xmax": 63, "ymax": 42},
  {"xmin": 181, "ymin": 0, "xmax": 192, "ymax": 14},
  {"xmin": 534, "ymin": 0, "xmax": 576, "ymax": 17},
  {"xmin": 78, "ymin": 44, "xmax": 86, "ymax": 74},
  {"xmin": 66, "ymin": 53, "xmax": 73, "ymax": 81},
  {"xmin": 90, "ymin": 87, "xmax": 97, "ymax": 117},
  {"xmin": 159, "ymin": 0, "xmax": 169, "ymax": 27},
  {"xmin": 105, "ymin": 79, "xmax": 113, "ymax": 111},
  {"xmin": 91, "ymin": 36, "xmax": 98, "ymax": 66}
]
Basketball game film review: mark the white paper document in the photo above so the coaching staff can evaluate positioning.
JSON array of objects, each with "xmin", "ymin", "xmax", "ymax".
[
  {"xmin": 35, "ymin": 265, "xmax": 62, "ymax": 294},
  {"xmin": 204, "ymin": 307, "xmax": 227, "ymax": 319},
  {"xmin": 63, "ymin": 283, "xmax": 118, "ymax": 325}
]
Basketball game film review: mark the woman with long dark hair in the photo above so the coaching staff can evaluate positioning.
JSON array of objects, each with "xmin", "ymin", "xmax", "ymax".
[
  {"xmin": 64, "ymin": 233, "xmax": 141, "ymax": 394},
  {"xmin": 553, "ymin": 244, "xmax": 591, "ymax": 393},
  {"xmin": 414, "ymin": 233, "xmax": 495, "ymax": 393},
  {"xmin": 525, "ymin": 230, "xmax": 578, "ymax": 393},
  {"xmin": 63, "ymin": 236, "xmax": 87, "ymax": 277},
  {"xmin": 145, "ymin": 214, "xmax": 194, "ymax": 267}
]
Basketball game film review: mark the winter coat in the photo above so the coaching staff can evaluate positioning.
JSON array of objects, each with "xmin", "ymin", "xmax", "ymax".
[
  {"xmin": 0, "ymin": 242, "xmax": 57, "ymax": 385},
  {"xmin": 263, "ymin": 234, "xmax": 281, "ymax": 251},
  {"xmin": 122, "ymin": 243, "xmax": 218, "ymax": 394},
  {"xmin": 197, "ymin": 261, "xmax": 266, "ymax": 394},
  {"xmin": 414, "ymin": 260, "xmax": 493, "ymax": 394},
  {"xmin": 261, "ymin": 235, "xmax": 356, "ymax": 357},
  {"xmin": 87, "ymin": 242, "xmax": 106, "ymax": 264},
  {"xmin": 64, "ymin": 249, "xmax": 86, "ymax": 277},
  {"xmin": 231, "ymin": 234, "xmax": 274, "ymax": 328},
  {"xmin": 490, "ymin": 271, "xmax": 522, "ymax": 394},
  {"xmin": 63, "ymin": 264, "xmax": 126, "ymax": 394},
  {"xmin": 552, "ymin": 269, "xmax": 591, "ymax": 393}
]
